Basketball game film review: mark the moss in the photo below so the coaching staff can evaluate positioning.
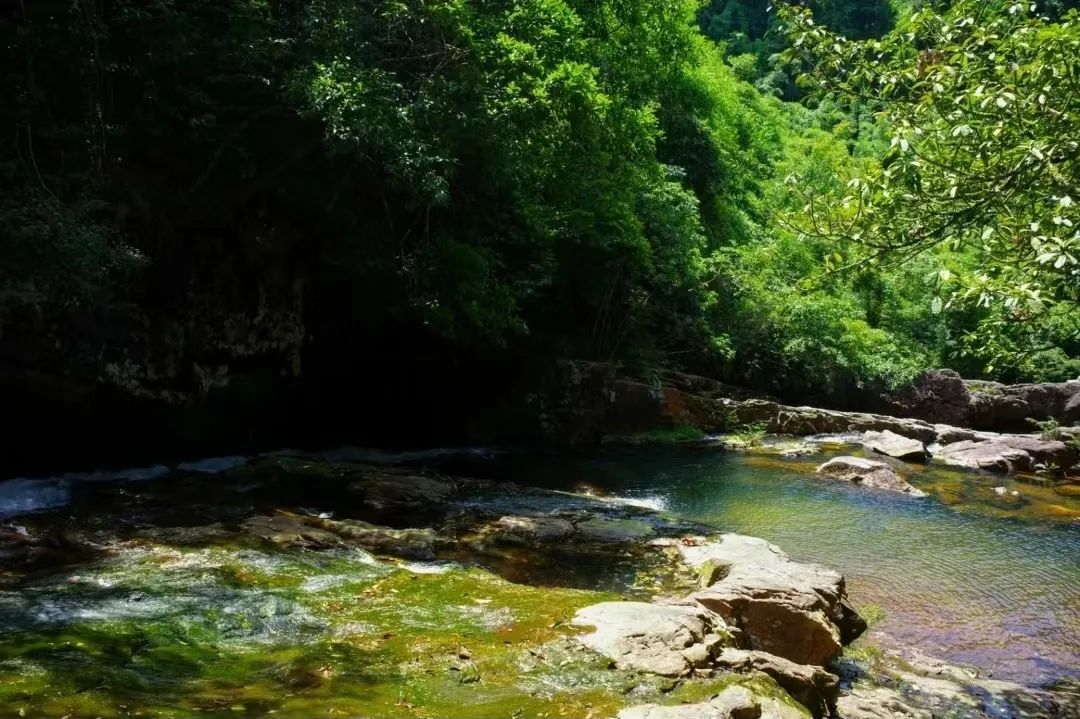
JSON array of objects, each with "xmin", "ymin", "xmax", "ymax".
[
  {"xmin": 1, "ymin": 538, "xmax": 704, "ymax": 719},
  {"xmin": 858, "ymin": 603, "xmax": 887, "ymax": 628}
]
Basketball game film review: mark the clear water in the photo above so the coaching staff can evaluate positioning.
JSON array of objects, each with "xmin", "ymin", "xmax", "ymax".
[{"xmin": 502, "ymin": 444, "xmax": 1080, "ymax": 686}]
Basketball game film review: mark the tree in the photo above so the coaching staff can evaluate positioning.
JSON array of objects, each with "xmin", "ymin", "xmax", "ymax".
[{"xmin": 778, "ymin": 0, "xmax": 1080, "ymax": 374}]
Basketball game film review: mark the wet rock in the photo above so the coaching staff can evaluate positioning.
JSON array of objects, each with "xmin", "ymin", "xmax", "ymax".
[
  {"xmin": 576, "ymin": 517, "xmax": 655, "ymax": 542},
  {"xmin": 243, "ymin": 512, "xmax": 438, "ymax": 559},
  {"xmin": 492, "ymin": 515, "xmax": 575, "ymax": 542},
  {"xmin": 307, "ymin": 514, "xmax": 438, "ymax": 559},
  {"xmin": 348, "ymin": 470, "xmax": 455, "ymax": 513},
  {"xmin": 616, "ymin": 685, "xmax": 763, "ymax": 719},
  {"xmin": 836, "ymin": 687, "xmax": 931, "ymax": 719},
  {"xmin": 816, "ymin": 457, "xmax": 927, "ymax": 497},
  {"xmin": 681, "ymin": 534, "xmax": 865, "ymax": 666},
  {"xmin": 935, "ymin": 436, "xmax": 1076, "ymax": 473},
  {"xmin": 241, "ymin": 514, "xmax": 346, "ymax": 548},
  {"xmin": 571, "ymin": 601, "xmax": 732, "ymax": 677},
  {"xmin": 713, "ymin": 649, "xmax": 838, "ymax": 719},
  {"xmin": 861, "ymin": 430, "xmax": 928, "ymax": 463}
]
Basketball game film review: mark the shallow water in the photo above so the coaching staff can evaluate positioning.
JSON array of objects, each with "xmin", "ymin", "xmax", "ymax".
[
  {"xmin": 503, "ymin": 443, "xmax": 1080, "ymax": 686},
  {"xmin": 0, "ymin": 440, "xmax": 1077, "ymax": 719}
]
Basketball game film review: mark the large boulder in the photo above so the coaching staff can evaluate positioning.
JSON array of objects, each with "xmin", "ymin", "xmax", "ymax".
[
  {"xmin": 816, "ymin": 457, "xmax": 927, "ymax": 497},
  {"xmin": 966, "ymin": 380, "xmax": 1080, "ymax": 431},
  {"xmin": 935, "ymin": 436, "xmax": 1076, "ymax": 473},
  {"xmin": 571, "ymin": 601, "xmax": 732, "ymax": 677},
  {"xmin": 861, "ymin": 430, "xmax": 928, "ymax": 463},
  {"xmin": 679, "ymin": 534, "xmax": 865, "ymax": 666},
  {"xmin": 887, "ymin": 369, "xmax": 971, "ymax": 426}
]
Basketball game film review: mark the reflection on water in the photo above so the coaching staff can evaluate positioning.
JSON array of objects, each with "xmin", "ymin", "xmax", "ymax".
[{"xmin": 504, "ymin": 444, "xmax": 1080, "ymax": 686}]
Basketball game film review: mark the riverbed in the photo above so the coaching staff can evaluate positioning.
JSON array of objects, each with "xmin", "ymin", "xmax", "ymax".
[{"xmin": 0, "ymin": 439, "xmax": 1077, "ymax": 717}]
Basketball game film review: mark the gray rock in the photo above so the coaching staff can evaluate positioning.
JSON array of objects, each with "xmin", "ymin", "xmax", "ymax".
[
  {"xmin": 572, "ymin": 601, "xmax": 732, "ymax": 677},
  {"xmin": 680, "ymin": 534, "xmax": 865, "ymax": 666},
  {"xmin": 935, "ymin": 436, "xmax": 1076, "ymax": 473},
  {"xmin": 816, "ymin": 457, "xmax": 927, "ymax": 497},
  {"xmin": 348, "ymin": 471, "xmax": 455, "ymax": 512},
  {"xmin": 713, "ymin": 649, "xmax": 838, "ymax": 718},
  {"xmin": 933, "ymin": 425, "xmax": 983, "ymax": 445},
  {"xmin": 492, "ymin": 515, "xmax": 575, "ymax": 541},
  {"xmin": 862, "ymin": 430, "xmax": 928, "ymax": 463}
]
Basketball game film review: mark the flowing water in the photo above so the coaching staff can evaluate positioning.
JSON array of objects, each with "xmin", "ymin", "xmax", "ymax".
[
  {"xmin": 503, "ymin": 442, "xmax": 1080, "ymax": 686},
  {"xmin": 0, "ymin": 440, "xmax": 1077, "ymax": 718}
]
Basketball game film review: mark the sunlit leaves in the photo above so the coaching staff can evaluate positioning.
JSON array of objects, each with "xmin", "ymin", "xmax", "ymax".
[{"xmin": 776, "ymin": 0, "xmax": 1080, "ymax": 371}]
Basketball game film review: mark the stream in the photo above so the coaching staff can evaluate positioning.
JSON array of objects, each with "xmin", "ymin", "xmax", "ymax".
[{"xmin": 0, "ymin": 438, "xmax": 1077, "ymax": 718}]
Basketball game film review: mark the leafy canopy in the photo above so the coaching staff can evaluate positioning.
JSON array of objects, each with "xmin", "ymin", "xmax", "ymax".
[{"xmin": 779, "ymin": 0, "xmax": 1080, "ymax": 373}]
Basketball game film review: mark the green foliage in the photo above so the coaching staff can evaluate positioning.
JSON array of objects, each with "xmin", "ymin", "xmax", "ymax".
[
  {"xmin": 779, "ymin": 0, "xmax": 1080, "ymax": 377},
  {"xmin": 3, "ymin": 0, "xmax": 1074, "ymax": 407}
]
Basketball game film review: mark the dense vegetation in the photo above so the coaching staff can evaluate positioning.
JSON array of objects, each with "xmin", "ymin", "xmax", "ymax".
[{"xmin": 2, "ymin": 0, "xmax": 1077, "ymax": 422}]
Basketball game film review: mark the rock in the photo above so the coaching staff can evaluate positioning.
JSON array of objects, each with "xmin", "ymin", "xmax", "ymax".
[
  {"xmin": 967, "ymin": 380, "xmax": 1080, "ymax": 431},
  {"xmin": 492, "ymin": 515, "xmax": 574, "ymax": 541},
  {"xmin": 617, "ymin": 686, "xmax": 762, "ymax": 719},
  {"xmin": 816, "ymin": 457, "xmax": 927, "ymax": 497},
  {"xmin": 713, "ymin": 649, "xmax": 838, "ymax": 718},
  {"xmin": 861, "ymin": 430, "xmax": 928, "ymax": 463},
  {"xmin": 836, "ymin": 688, "xmax": 931, "ymax": 719},
  {"xmin": 681, "ymin": 534, "xmax": 865, "ymax": 666},
  {"xmin": 348, "ymin": 470, "xmax": 455, "ymax": 513},
  {"xmin": 935, "ymin": 436, "xmax": 1076, "ymax": 473},
  {"xmin": 242, "ymin": 514, "xmax": 345, "ymax": 549},
  {"xmin": 244, "ymin": 512, "xmax": 438, "ymax": 559},
  {"xmin": 1066, "ymin": 391, "xmax": 1080, "ymax": 424},
  {"xmin": 571, "ymin": 601, "xmax": 732, "ymax": 677},
  {"xmin": 576, "ymin": 517, "xmax": 655, "ymax": 542},
  {"xmin": 887, "ymin": 370, "xmax": 971, "ymax": 426},
  {"xmin": 932, "ymin": 424, "xmax": 984, "ymax": 445},
  {"xmin": 617, "ymin": 685, "xmax": 807, "ymax": 719},
  {"xmin": 307, "ymin": 514, "xmax": 439, "ymax": 559}
]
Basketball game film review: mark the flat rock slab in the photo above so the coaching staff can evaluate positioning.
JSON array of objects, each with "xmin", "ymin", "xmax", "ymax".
[
  {"xmin": 816, "ymin": 457, "xmax": 927, "ymax": 497},
  {"xmin": 679, "ymin": 534, "xmax": 865, "ymax": 667},
  {"xmin": 572, "ymin": 601, "xmax": 731, "ymax": 677},
  {"xmin": 862, "ymin": 430, "xmax": 928, "ymax": 463},
  {"xmin": 935, "ymin": 436, "xmax": 1076, "ymax": 473}
]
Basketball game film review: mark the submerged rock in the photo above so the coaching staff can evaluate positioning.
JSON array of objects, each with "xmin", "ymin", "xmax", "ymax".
[
  {"xmin": 861, "ymin": 430, "xmax": 928, "ymax": 463},
  {"xmin": 572, "ymin": 601, "xmax": 732, "ymax": 677},
  {"xmin": 242, "ymin": 512, "xmax": 438, "ymax": 559},
  {"xmin": 492, "ymin": 515, "xmax": 575, "ymax": 541},
  {"xmin": 679, "ymin": 534, "xmax": 865, "ymax": 666},
  {"xmin": 815, "ymin": 457, "xmax": 927, "ymax": 497},
  {"xmin": 935, "ymin": 436, "xmax": 1076, "ymax": 473},
  {"xmin": 836, "ymin": 687, "xmax": 931, "ymax": 719}
]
